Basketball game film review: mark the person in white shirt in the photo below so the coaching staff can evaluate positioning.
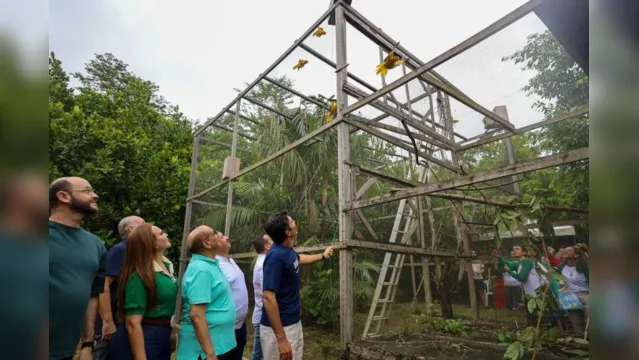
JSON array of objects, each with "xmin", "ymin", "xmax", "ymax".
[
  {"xmin": 250, "ymin": 234, "xmax": 273, "ymax": 360},
  {"xmin": 470, "ymin": 251, "xmax": 488, "ymax": 308},
  {"xmin": 216, "ymin": 233, "xmax": 250, "ymax": 360}
]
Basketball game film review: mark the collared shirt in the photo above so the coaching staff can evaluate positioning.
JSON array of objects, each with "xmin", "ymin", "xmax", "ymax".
[
  {"xmin": 252, "ymin": 254, "xmax": 266, "ymax": 325},
  {"xmin": 503, "ymin": 271, "xmax": 521, "ymax": 287},
  {"xmin": 123, "ymin": 256, "xmax": 177, "ymax": 318},
  {"xmin": 216, "ymin": 255, "xmax": 249, "ymax": 329},
  {"xmin": 178, "ymin": 254, "xmax": 236, "ymax": 359}
]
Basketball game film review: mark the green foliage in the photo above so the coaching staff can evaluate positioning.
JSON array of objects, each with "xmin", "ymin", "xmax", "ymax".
[
  {"xmin": 300, "ymin": 261, "xmax": 339, "ymax": 326},
  {"xmin": 49, "ymin": 52, "xmax": 193, "ymax": 258},
  {"xmin": 502, "ymin": 30, "xmax": 589, "ymax": 227},
  {"xmin": 411, "ymin": 304, "xmax": 472, "ymax": 337}
]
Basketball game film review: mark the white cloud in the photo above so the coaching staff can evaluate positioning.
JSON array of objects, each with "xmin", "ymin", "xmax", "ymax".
[{"xmin": 50, "ymin": 0, "xmax": 549, "ymax": 140}]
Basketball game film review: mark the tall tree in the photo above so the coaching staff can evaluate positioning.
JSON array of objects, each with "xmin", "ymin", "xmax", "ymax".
[
  {"xmin": 503, "ymin": 30, "xmax": 589, "ymax": 214},
  {"xmin": 49, "ymin": 53, "xmax": 193, "ymax": 259}
]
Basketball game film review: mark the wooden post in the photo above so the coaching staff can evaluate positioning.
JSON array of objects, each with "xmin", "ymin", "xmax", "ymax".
[
  {"xmin": 336, "ymin": 4, "xmax": 354, "ymax": 351},
  {"xmin": 224, "ymin": 100, "xmax": 242, "ymax": 236}
]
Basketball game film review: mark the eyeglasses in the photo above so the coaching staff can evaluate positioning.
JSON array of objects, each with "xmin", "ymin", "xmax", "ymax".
[{"xmin": 68, "ymin": 188, "xmax": 97, "ymax": 195}]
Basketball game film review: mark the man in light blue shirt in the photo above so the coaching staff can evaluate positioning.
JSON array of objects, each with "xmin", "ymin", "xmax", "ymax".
[
  {"xmin": 216, "ymin": 232, "xmax": 249, "ymax": 360},
  {"xmin": 250, "ymin": 234, "xmax": 273, "ymax": 360}
]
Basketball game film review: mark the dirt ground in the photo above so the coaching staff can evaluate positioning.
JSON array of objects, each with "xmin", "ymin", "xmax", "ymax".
[{"xmin": 77, "ymin": 303, "xmax": 527, "ymax": 360}]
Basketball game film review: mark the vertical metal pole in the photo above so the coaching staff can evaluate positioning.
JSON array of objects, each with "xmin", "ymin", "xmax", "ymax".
[
  {"xmin": 172, "ymin": 136, "xmax": 200, "ymax": 326},
  {"xmin": 494, "ymin": 106, "xmax": 521, "ymax": 196},
  {"xmin": 224, "ymin": 100, "xmax": 242, "ymax": 236},
  {"xmin": 336, "ymin": 3, "xmax": 354, "ymax": 351},
  {"xmin": 444, "ymin": 94, "xmax": 479, "ymax": 320}
]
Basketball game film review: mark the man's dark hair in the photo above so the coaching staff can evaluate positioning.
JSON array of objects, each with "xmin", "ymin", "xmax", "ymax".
[
  {"xmin": 253, "ymin": 235, "xmax": 267, "ymax": 254},
  {"xmin": 48, "ymin": 179, "xmax": 70, "ymax": 209},
  {"xmin": 264, "ymin": 211, "xmax": 289, "ymax": 244}
]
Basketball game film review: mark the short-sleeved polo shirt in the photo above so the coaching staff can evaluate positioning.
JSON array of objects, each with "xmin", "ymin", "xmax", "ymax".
[
  {"xmin": 260, "ymin": 243, "xmax": 301, "ymax": 327},
  {"xmin": 123, "ymin": 257, "xmax": 177, "ymax": 318},
  {"xmin": 177, "ymin": 254, "xmax": 236, "ymax": 359}
]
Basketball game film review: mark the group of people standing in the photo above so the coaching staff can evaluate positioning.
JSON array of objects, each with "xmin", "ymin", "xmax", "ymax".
[
  {"xmin": 492, "ymin": 243, "xmax": 590, "ymax": 335},
  {"xmin": 48, "ymin": 176, "xmax": 334, "ymax": 360}
]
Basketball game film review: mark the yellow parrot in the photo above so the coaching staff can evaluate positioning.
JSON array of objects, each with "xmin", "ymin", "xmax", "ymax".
[
  {"xmin": 452, "ymin": 119, "xmax": 459, "ymax": 124},
  {"xmin": 293, "ymin": 59, "xmax": 309, "ymax": 70},
  {"xmin": 375, "ymin": 49, "xmax": 403, "ymax": 77},
  {"xmin": 326, "ymin": 100, "xmax": 337, "ymax": 123},
  {"xmin": 313, "ymin": 27, "xmax": 326, "ymax": 37}
]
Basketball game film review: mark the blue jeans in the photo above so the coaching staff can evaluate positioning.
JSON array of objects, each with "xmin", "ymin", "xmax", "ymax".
[
  {"xmin": 251, "ymin": 323, "xmax": 263, "ymax": 360},
  {"xmin": 108, "ymin": 322, "xmax": 172, "ymax": 360}
]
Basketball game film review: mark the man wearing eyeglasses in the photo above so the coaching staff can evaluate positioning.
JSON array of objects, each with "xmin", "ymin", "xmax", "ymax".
[{"xmin": 49, "ymin": 176, "xmax": 107, "ymax": 360}]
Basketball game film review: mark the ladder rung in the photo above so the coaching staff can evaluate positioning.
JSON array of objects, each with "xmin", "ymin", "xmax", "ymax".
[
  {"xmin": 377, "ymin": 299, "xmax": 391, "ymax": 304},
  {"xmin": 373, "ymin": 316, "xmax": 389, "ymax": 321},
  {"xmin": 367, "ymin": 333, "xmax": 382, "ymax": 338}
]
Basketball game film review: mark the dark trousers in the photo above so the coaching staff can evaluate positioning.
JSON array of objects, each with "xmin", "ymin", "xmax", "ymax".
[
  {"xmin": 227, "ymin": 323, "xmax": 248, "ymax": 360},
  {"xmin": 505, "ymin": 285, "xmax": 523, "ymax": 310},
  {"xmin": 93, "ymin": 336, "xmax": 111, "ymax": 360},
  {"xmin": 108, "ymin": 322, "xmax": 172, "ymax": 360}
]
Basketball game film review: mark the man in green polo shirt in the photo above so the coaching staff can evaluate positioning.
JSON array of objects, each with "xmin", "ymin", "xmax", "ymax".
[{"xmin": 49, "ymin": 177, "xmax": 107, "ymax": 360}]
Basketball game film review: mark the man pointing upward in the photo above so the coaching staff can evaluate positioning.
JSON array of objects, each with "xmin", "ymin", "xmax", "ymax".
[{"xmin": 260, "ymin": 211, "xmax": 334, "ymax": 360}]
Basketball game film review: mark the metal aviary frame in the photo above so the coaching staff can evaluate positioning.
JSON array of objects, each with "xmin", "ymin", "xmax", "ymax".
[{"xmin": 174, "ymin": 0, "xmax": 589, "ymax": 352}]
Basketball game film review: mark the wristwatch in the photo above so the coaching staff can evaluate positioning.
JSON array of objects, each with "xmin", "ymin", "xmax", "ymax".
[{"xmin": 81, "ymin": 341, "xmax": 94, "ymax": 349}]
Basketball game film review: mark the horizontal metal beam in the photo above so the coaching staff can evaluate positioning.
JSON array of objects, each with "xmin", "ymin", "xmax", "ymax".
[
  {"xmin": 263, "ymin": 76, "xmax": 329, "ymax": 109},
  {"xmin": 211, "ymin": 123, "xmax": 257, "ymax": 141},
  {"xmin": 198, "ymin": 137, "xmax": 250, "ymax": 153},
  {"xmin": 226, "ymin": 109, "xmax": 261, "ymax": 127},
  {"xmin": 345, "ymin": 147, "xmax": 589, "ymax": 210},
  {"xmin": 347, "ymin": 161, "xmax": 418, "ymax": 188},
  {"xmin": 188, "ymin": 117, "xmax": 344, "ymax": 200},
  {"xmin": 243, "ymin": 95, "xmax": 293, "ymax": 120},
  {"xmin": 346, "ymin": 239, "xmax": 467, "ymax": 258},
  {"xmin": 345, "ymin": 118, "xmax": 461, "ymax": 173},
  {"xmin": 194, "ymin": 1, "xmax": 342, "ymax": 136},
  {"xmin": 231, "ymin": 244, "xmax": 342, "ymax": 259},
  {"xmin": 341, "ymin": 0, "xmax": 546, "ymax": 123},
  {"xmin": 344, "ymin": 83, "xmax": 456, "ymax": 150},
  {"xmin": 458, "ymin": 106, "xmax": 589, "ymax": 151}
]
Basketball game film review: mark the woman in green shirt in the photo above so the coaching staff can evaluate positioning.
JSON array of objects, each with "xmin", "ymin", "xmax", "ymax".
[{"xmin": 109, "ymin": 223, "xmax": 178, "ymax": 360}]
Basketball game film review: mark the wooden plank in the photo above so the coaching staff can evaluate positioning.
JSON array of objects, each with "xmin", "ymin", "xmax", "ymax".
[
  {"xmin": 231, "ymin": 244, "xmax": 341, "ymax": 259},
  {"xmin": 346, "ymin": 147, "xmax": 589, "ymax": 210},
  {"xmin": 346, "ymin": 239, "xmax": 468, "ymax": 259}
]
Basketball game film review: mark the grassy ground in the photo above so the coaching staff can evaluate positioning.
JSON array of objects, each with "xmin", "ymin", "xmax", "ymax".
[{"xmin": 78, "ymin": 303, "xmax": 525, "ymax": 360}]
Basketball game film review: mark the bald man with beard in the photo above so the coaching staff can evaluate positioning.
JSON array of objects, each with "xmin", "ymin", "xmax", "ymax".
[{"xmin": 49, "ymin": 177, "xmax": 107, "ymax": 360}]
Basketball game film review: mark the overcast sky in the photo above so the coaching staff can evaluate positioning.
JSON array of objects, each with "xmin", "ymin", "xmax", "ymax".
[{"xmin": 48, "ymin": 0, "xmax": 549, "ymax": 144}]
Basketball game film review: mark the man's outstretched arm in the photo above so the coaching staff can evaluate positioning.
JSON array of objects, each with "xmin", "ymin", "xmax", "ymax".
[{"xmin": 299, "ymin": 246, "xmax": 334, "ymax": 265}]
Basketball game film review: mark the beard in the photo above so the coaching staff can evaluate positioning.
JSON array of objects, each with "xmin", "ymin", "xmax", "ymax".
[{"xmin": 69, "ymin": 196, "xmax": 98, "ymax": 216}]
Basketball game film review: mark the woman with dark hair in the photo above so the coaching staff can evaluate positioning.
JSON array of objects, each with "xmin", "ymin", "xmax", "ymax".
[
  {"xmin": 557, "ymin": 246, "xmax": 590, "ymax": 334},
  {"xmin": 109, "ymin": 223, "xmax": 177, "ymax": 360}
]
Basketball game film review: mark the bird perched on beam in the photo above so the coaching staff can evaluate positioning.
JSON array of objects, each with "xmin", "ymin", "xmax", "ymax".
[
  {"xmin": 313, "ymin": 26, "xmax": 326, "ymax": 37},
  {"xmin": 375, "ymin": 49, "xmax": 403, "ymax": 77},
  {"xmin": 326, "ymin": 100, "xmax": 337, "ymax": 123},
  {"xmin": 293, "ymin": 59, "xmax": 309, "ymax": 70}
]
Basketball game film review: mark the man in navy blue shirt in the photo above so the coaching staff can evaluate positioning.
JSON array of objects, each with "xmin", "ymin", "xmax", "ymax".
[
  {"xmin": 260, "ymin": 211, "xmax": 333, "ymax": 360},
  {"xmin": 93, "ymin": 215, "xmax": 145, "ymax": 360}
]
